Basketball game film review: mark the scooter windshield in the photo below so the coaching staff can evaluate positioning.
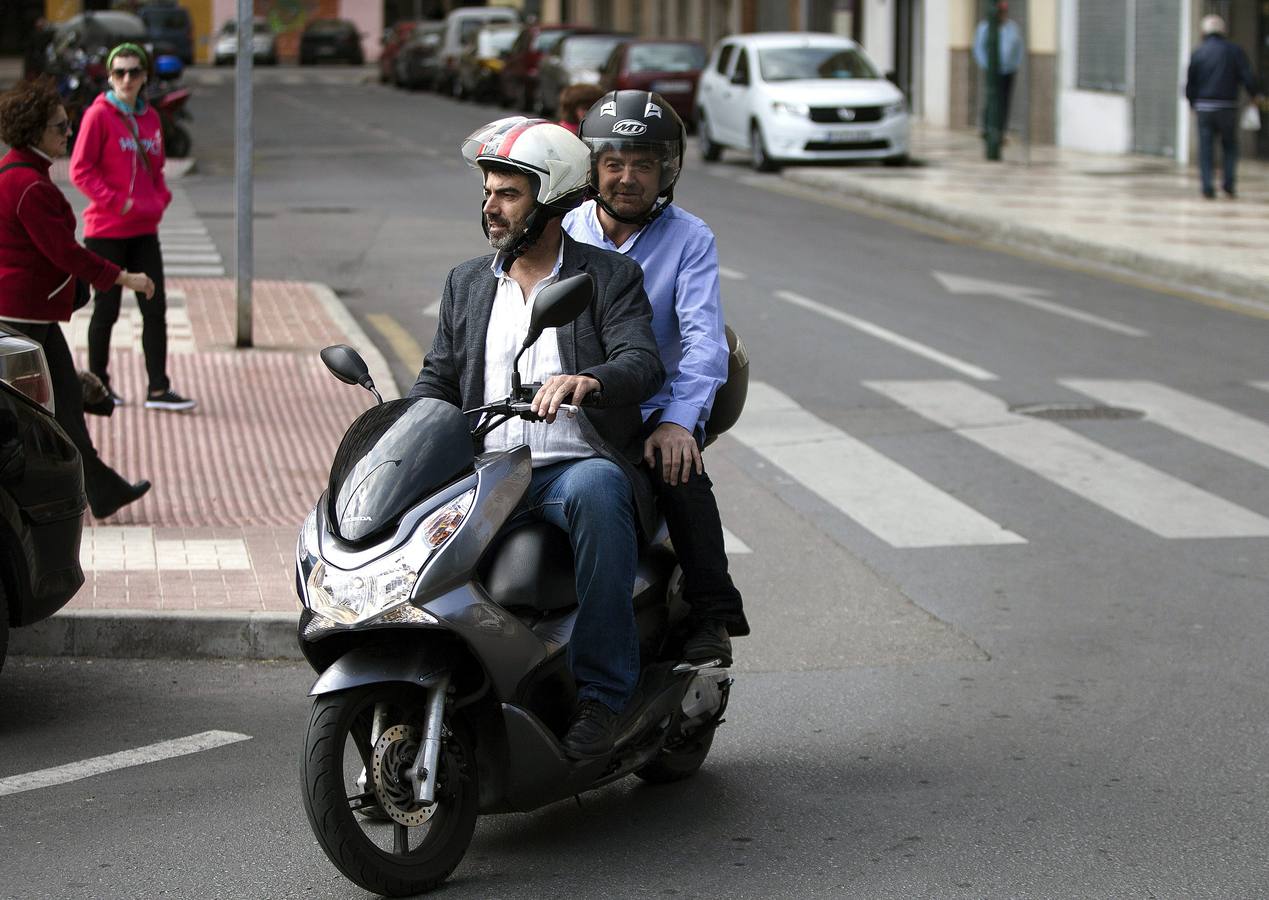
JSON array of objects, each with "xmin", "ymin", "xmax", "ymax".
[{"xmin": 327, "ymin": 397, "xmax": 475, "ymax": 543}]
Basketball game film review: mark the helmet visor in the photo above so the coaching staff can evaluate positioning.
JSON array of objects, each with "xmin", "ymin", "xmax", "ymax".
[
  {"xmin": 583, "ymin": 136, "xmax": 681, "ymax": 194},
  {"xmin": 461, "ymin": 116, "xmax": 546, "ymax": 169}
]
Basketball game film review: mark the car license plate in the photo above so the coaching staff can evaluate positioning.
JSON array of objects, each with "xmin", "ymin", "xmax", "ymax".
[
  {"xmin": 826, "ymin": 129, "xmax": 874, "ymax": 144},
  {"xmin": 317, "ymin": 46, "xmax": 335, "ymax": 55},
  {"xmin": 652, "ymin": 79, "xmax": 691, "ymax": 94}
]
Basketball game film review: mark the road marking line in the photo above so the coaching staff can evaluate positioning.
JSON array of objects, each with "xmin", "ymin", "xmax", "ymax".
[
  {"xmin": 1251, "ymin": 381, "xmax": 1269, "ymax": 393},
  {"xmin": 1061, "ymin": 380, "xmax": 1269, "ymax": 471},
  {"xmin": 730, "ymin": 382, "xmax": 1024, "ymax": 547},
  {"xmin": 722, "ymin": 527, "xmax": 752, "ymax": 554},
  {"xmin": 774, "ymin": 290, "xmax": 997, "ymax": 381},
  {"xmin": 367, "ymin": 313, "xmax": 426, "ymax": 372},
  {"xmin": 932, "ymin": 271, "xmax": 1148, "ymax": 337},
  {"xmin": 718, "ymin": 266, "xmax": 747, "ymax": 281},
  {"xmin": 866, "ymin": 379, "xmax": 1269, "ymax": 538},
  {"xmin": 0, "ymin": 731, "xmax": 252, "ymax": 798}
]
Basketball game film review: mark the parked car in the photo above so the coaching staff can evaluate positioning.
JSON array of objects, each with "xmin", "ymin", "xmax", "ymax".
[
  {"xmin": 139, "ymin": 1, "xmax": 193, "ymax": 65},
  {"xmin": 454, "ymin": 23, "xmax": 519, "ymax": 101},
  {"xmin": 498, "ymin": 23, "xmax": 595, "ymax": 110},
  {"xmin": 299, "ymin": 18, "xmax": 364, "ymax": 66},
  {"xmin": 695, "ymin": 32, "xmax": 909, "ymax": 172},
  {"xmin": 536, "ymin": 32, "xmax": 630, "ymax": 117},
  {"xmin": 49, "ymin": 11, "xmax": 150, "ymax": 63},
  {"xmin": 393, "ymin": 23, "xmax": 444, "ymax": 90},
  {"xmin": 599, "ymin": 39, "xmax": 707, "ymax": 125},
  {"xmin": 0, "ymin": 328, "xmax": 87, "ymax": 675},
  {"xmin": 435, "ymin": 5, "xmax": 520, "ymax": 95},
  {"xmin": 213, "ymin": 18, "xmax": 278, "ymax": 66},
  {"xmin": 379, "ymin": 19, "xmax": 422, "ymax": 84}
]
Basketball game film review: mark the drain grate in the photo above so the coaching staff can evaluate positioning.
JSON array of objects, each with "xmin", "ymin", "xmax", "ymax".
[{"xmin": 1011, "ymin": 402, "xmax": 1144, "ymax": 421}]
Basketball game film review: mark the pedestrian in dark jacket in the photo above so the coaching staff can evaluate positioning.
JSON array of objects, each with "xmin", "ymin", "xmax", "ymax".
[
  {"xmin": 0, "ymin": 78, "xmax": 152, "ymax": 518},
  {"xmin": 1185, "ymin": 15, "xmax": 1261, "ymax": 198}
]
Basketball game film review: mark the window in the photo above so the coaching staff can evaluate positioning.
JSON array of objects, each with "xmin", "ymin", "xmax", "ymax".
[
  {"xmin": 1076, "ymin": 0, "xmax": 1127, "ymax": 92},
  {"xmin": 731, "ymin": 48, "xmax": 750, "ymax": 85},
  {"xmin": 716, "ymin": 43, "xmax": 735, "ymax": 75},
  {"xmin": 757, "ymin": 46, "xmax": 878, "ymax": 82}
]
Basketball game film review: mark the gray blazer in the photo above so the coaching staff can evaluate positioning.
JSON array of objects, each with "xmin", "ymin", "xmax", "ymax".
[{"xmin": 408, "ymin": 233, "xmax": 665, "ymax": 536}]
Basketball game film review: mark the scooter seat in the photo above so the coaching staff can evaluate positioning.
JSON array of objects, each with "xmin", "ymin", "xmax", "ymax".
[{"xmin": 482, "ymin": 523, "xmax": 578, "ymax": 613}]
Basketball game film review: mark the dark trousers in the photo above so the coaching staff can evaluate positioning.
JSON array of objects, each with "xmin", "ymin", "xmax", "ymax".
[
  {"xmin": 982, "ymin": 71, "xmax": 1016, "ymax": 133},
  {"xmin": 1197, "ymin": 108, "xmax": 1239, "ymax": 194},
  {"xmin": 1, "ymin": 320, "xmax": 118, "ymax": 499},
  {"xmin": 646, "ymin": 424, "xmax": 749, "ymax": 637},
  {"xmin": 83, "ymin": 233, "xmax": 169, "ymax": 394}
]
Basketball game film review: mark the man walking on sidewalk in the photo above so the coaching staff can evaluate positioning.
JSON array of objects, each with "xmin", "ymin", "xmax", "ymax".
[
  {"xmin": 1186, "ymin": 15, "xmax": 1261, "ymax": 199},
  {"xmin": 973, "ymin": 1, "xmax": 1023, "ymax": 137}
]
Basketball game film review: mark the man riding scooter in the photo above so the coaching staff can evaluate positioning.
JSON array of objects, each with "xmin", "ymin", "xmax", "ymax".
[
  {"xmin": 406, "ymin": 117, "xmax": 664, "ymax": 759},
  {"xmin": 565, "ymin": 90, "xmax": 750, "ymax": 665}
]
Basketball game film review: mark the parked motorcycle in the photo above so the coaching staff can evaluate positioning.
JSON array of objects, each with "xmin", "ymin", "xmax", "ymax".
[
  {"xmin": 149, "ymin": 54, "xmax": 191, "ymax": 159},
  {"xmin": 295, "ymin": 273, "xmax": 747, "ymax": 896}
]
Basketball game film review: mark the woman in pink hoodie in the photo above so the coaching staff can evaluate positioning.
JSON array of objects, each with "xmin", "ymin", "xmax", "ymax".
[{"xmin": 70, "ymin": 43, "xmax": 196, "ymax": 412}]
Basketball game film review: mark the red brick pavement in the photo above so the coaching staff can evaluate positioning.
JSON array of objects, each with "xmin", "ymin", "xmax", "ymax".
[{"xmin": 68, "ymin": 279, "xmax": 379, "ymax": 613}]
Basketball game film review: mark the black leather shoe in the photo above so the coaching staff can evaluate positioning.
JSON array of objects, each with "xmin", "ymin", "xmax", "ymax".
[
  {"xmin": 682, "ymin": 619, "xmax": 732, "ymax": 667},
  {"xmin": 88, "ymin": 479, "xmax": 151, "ymax": 519},
  {"xmin": 564, "ymin": 699, "xmax": 617, "ymax": 760}
]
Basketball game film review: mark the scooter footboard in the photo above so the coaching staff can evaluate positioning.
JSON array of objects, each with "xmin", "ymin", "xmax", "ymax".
[{"xmin": 307, "ymin": 642, "xmax": 455, "ymax": 697}]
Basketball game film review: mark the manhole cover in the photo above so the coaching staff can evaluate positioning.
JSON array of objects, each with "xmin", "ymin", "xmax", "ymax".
[{"xmin": 1011, "ymin": 402, "xmax": 1144, "ymax": 421}]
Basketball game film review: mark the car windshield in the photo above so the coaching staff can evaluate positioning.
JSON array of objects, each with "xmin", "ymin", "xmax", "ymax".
[
  {"xmin": 308, "ymin": 20, "xmax": 351, "ymax": 36},
  {"xmin": 626, "ymin": 43, "xmax": 705, "ymax": 73},
  {"xmin": 143, "ymin": 11, "xmax": 188, "ymax": 30},
  {"xmin": 561, "ymin": 35, "xmax": 624, "ymax": 66},
  {"xmin": 757, "ymin": 46, "xmax": 878, "ymax": 82},
  {"xmin": 533, "ymin": 29, "xmax": 571, "ymax": 52},
  {"xmin": 477, "ymin": 29, "xmax": 517, "ymax": 56}
]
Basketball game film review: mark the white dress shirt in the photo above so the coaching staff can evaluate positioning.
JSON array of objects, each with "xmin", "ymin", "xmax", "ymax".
[{"xmin": 482, "ymin": 247, "xmax": 596, "ymax": 467}]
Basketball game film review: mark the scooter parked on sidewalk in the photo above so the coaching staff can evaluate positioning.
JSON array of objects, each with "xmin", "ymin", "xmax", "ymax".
[
  {"xmin": 149, "ymin": 54, "xmax": 191, "ymax": 158},
  {"xmin": 295, "ymin": 273, "xmax": 746, "ymax": 896}
]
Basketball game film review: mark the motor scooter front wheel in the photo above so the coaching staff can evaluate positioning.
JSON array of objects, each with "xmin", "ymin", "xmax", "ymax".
[{"xmin": 300, "ymin": 685, "xmax": 478, "ymax": 896}]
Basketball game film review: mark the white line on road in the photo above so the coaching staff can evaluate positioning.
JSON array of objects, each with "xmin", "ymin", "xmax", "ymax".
[
  {"xmin": 164, "ymin": 253, "xmax": 224, "ymax": 265},
  {"xmin": 0, "ymin": 731, "xmax": 252, "ymax": 798},
  {"xmin": 1251, "ymin": 381, "xmax": 1269, "ymax": 394},
  {"xmin": 774, "ymin": 290, "xmax": 997, "ymax": 381},
  {"xmin": 730, "ymin": 382, "xmax": 1024, "ymax": 548},
  {"xmin": 1061, "ymin": 380, "xmax": 1269, "ymax": 471},
  {"xmin": 718, "ymin": 266, "xmax": 748, "ymax": 281},
  {"xmin": 866, "ymin": 379, "xmax": 1269, "ymax": 539},
  {"xmin": 932, "ymin": 271, "xmax": 1148, "ymax": 337}
]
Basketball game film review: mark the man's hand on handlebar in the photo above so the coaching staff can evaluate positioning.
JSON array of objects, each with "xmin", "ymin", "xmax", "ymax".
[{"xmin": 531, "ymin": 374, "xmax": 601, "ymax": 423}]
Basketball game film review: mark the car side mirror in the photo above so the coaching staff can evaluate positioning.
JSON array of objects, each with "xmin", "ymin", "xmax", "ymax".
[{"xmin": 321, "ymin": 344, "xmax": 383, "ymax": 404}]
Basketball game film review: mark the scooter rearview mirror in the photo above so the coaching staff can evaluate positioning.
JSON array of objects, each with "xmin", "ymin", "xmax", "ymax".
[
  {"xmin": 522, "ymin": 273, "xmax": 595, "ymax": 350},
  {"xmin": 321, "ymin": 344, "xmax": 383, "ymax": 404}
]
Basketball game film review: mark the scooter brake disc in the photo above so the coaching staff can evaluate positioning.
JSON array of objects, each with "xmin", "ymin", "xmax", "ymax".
[{"xmin": 371, "ymin": 724, "xmax": 438, "ymax": 827}]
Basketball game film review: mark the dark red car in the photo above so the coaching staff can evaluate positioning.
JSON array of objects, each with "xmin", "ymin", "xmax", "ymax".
[
  {"xmin": 498, "ymin": 23, "xmax": 595, "ymax": 110},
  {"xmin": 599, "ymin": 39, "xmax": 707, "ymax": 125},
  {"xmin": 379, "ymin": 20, "xmax": 422, "ymax": 83}
]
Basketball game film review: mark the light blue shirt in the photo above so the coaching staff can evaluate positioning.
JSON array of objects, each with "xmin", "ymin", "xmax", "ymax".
[
  {"xmin": 973, "ymin": 18, "xmax": 1023, "ymax": 76},
  {"xmin": 564, "ymin": 200, "xmax": 729, "ymax": 434}
]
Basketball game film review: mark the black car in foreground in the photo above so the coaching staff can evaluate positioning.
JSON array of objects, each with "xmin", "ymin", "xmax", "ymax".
[
  {"xmin": 299, "ymin": 18, "xmax": 365, "ymax": 65},
  {"xmin": 0, "ymin": 329, "xmax": 86, "ymax": 674}
]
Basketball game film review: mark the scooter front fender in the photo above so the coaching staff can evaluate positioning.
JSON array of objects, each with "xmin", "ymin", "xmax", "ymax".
[{"xmin": 308, "ymin": 643, "xmax": 452, "ymax": 697}]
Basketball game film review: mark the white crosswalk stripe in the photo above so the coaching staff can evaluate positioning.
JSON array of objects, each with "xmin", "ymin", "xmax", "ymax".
[
  {"xmin": 1061, "ymin": 380, "xmax": 1269, "ymax": 471},
  {"xmin": 161, "ymin": 183, "xmax": 225, "ymax": 276},
  {"xmin": 729, "ymin": 382, "xmax": 1025, "ymax": 548},
  {"xmin": 865, "ymin": 379, "xmax": 1269, "ymax": 539}
]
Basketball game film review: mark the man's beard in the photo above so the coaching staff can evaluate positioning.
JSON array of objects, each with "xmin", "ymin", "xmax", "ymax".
[{"xmin": 486, "ymin": 212, "xmax": 528, "ymax": 251}]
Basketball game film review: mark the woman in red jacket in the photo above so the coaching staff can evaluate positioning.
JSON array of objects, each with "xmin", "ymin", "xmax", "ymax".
[
  {"xmin": 0, "ymin": 78, "xmax": 152, "ymax": 518},
  {"xmin": 70, "ymin": 43, "xmax": 195, "ymax": 412}
]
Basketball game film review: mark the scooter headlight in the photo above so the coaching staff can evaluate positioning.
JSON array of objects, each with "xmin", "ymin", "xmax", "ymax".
[{"xmin": 305, "ymin": 489, "xmax": 475, "ymax": 626}]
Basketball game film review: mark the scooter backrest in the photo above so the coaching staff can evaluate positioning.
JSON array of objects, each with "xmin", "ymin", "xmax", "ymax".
[{"xmin": 703, "ymin": 325, "xmax": 748, "ymax": 448}]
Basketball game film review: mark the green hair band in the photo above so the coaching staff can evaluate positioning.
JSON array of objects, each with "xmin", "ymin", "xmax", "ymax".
[{"xmin": 107, "ymin": 42, "xmax": 149, "ymax": 70}]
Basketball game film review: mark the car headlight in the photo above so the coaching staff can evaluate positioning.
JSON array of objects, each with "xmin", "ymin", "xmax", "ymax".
[
  {"xmin": 884, "ymin": 100, "xmax": 907, "ymax": 117},
  {"xmin": 772, "ymin": 100, "xmax": 809, "ymax": 117},
  {"xmin": 304, "ymin": 489, "xmax": 475, "ymax": 626},
  {"xmin": 0, "ymin": 334, "xmax": 54, "ymax": 414}
]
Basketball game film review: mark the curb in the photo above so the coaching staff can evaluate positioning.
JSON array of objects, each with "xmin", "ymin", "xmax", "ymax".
[
  {"xmin": 309, "ymin": 281, "xmax": 402, "ymax": 400},
  {"xmin": 8, "ymin": 609, "xmax": 304, "ymax": 661},
  {"xmin": 782, "ymin": 168, "xmax": 1269, "ymax": 315}
]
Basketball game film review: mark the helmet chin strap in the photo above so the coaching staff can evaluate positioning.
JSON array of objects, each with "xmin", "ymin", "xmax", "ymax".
[{"xmin": 594, "ymin": 191, "xmax": 674, "ymax": 227}]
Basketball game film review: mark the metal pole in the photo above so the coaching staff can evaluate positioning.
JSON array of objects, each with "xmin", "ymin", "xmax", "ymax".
[
  {"xmin": 984, "ymin": 1, "xmax": 1002, "ymax": 160},
  {"xmin": 234, "ymin": 0, "xmax": 253, "ymax": 347}
]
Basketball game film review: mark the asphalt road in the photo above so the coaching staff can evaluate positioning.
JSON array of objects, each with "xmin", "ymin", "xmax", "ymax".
[{"xmin": 2, "ymin": 66, "xmax": 1268, "ymax": 898}]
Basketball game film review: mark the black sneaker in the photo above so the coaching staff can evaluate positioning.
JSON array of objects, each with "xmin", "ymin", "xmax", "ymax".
[
  {"xmin": 144, "ymin": 389, "xmax": 197, "ymax": 411},
  {"xmin": 682, "ymin": 619, "xmax": 732, "ymax": 667},
  {"xmin": 563, "ymin": 699, "xmax": 618, "ymax": 760}
]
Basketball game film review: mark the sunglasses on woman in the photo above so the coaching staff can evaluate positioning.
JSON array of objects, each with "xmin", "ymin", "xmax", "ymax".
[
  {"xmin": 111, "ymin": 66, "xmax": 145, "ymax": 79},
  {"xmin": 49, "ymin": 119, "xmax": 71, "ymax": 135}
]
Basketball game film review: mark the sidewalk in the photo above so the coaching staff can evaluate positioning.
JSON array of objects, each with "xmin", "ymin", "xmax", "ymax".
[{"xmin": 780, "ymin": 122, "xmax": 1269, "ymax": 313}]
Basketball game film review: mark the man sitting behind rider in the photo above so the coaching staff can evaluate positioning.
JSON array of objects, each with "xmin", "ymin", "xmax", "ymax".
[
  {"xmin": 407, "ymin": 118, "xmax": 664, "ymax": 759},
  {"xmin": 564, "ymin": 90, "xmax": 749, "ymax": 666}
]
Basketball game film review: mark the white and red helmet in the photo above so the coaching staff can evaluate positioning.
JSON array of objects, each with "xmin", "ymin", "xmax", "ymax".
[{"xmin": 461, "ymin": 117, "xmax": 591, "ymax": 211}]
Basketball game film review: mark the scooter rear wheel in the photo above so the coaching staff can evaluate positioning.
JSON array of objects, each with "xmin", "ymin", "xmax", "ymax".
[
  {"xmin": 634, "ymin": 726, "xmax": 716, "ymax": 784},
  {"xmin": 301, "ymin": 685, "xmax": 477, "ymax": 897}
]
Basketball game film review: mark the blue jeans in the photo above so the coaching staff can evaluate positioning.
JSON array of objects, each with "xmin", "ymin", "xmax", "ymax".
[
  {"xmin": 1197, "ymin": 108, "xmax": 1239, "ymax": 194},
  {"xmin": 505, "ymin": 458, "xmax": 639, "ymax": 713}
]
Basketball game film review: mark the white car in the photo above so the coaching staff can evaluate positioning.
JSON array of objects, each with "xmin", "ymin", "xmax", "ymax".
[{"xmin": 695, "ymin": 32, "xmax": 909, "ymax": 171}]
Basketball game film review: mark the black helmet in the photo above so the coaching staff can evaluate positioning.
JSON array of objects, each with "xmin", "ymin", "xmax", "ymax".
[{"xmin": 578, "ymin": 90, "xmax": 686, "ymax": 225}]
